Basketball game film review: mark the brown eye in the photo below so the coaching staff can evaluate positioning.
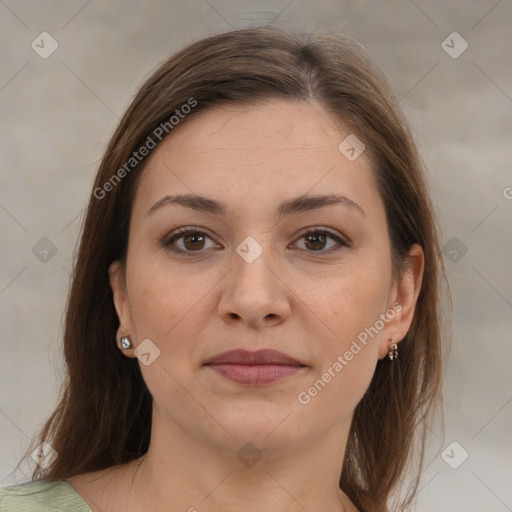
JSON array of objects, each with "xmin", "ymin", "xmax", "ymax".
[
  {"xmin": 164, "ymin": 228, "xmax": 219, "ymax": 256},
  {"xmin": 304, "ymin": 232, "xmax": 327, "ymax": 251},
  {"xmin": 294, "ymin": 229, "xmax": 347, "ymax": 253},
  {"xmin": 182, "ymin": 233, "xmax": 206, "ymax": 251}
]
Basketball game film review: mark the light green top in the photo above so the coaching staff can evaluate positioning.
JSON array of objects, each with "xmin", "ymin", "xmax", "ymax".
[{"xmin": 0, "ymin": 480, "xmax": 91, "ymax": 511}]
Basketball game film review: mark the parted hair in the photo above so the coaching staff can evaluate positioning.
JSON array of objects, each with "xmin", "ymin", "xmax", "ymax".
[{"xmin": 26, "ymin": 27, "xmax": 447, "ymax": 512}]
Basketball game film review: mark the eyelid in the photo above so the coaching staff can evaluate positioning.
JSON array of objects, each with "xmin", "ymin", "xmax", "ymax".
[
  {"xmin": 290, "ymin": 226, "xmax": 350, "ymax": 253},
  {"xmin": 293, "ymin": 226, "xmax": 349, "ymax": 245}
]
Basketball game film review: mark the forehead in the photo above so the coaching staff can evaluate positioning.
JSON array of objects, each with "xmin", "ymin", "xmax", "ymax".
[{"xmin": 132, "ymin": 99, "xmax": 380, "ymax": 217}]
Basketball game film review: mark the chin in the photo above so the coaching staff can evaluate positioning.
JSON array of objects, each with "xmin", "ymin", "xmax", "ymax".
[{"xmin": 207, "ymin": 401, "xmax": 307, "ymax": 450}]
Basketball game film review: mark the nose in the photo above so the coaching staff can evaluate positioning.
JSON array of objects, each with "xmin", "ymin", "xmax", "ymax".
[{"xmin": 218, "ymin": 242, "xmax": 291, "ymax": 329}]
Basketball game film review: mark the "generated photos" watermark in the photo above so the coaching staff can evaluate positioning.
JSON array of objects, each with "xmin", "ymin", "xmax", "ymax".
[
  {"xmin": 94, "ymin": 97, "xmax": 197, "ymax": 200},
  {"xmin": 297, "ymin": 302, "xmax": 402, "ymax": 405}
]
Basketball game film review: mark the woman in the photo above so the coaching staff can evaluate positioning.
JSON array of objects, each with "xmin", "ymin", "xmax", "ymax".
[{"xmin": 0, "ymin": 27, "xmax": 447, "ymax": 512}]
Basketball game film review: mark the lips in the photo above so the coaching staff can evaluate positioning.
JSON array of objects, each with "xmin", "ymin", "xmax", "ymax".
[
  {"xmin": 204, "ymin": 349, "xmax": 306, "ymax": 385},
  {"xmin": 205, "ymin": 349, "xmax": 303, "ymax": 366}
]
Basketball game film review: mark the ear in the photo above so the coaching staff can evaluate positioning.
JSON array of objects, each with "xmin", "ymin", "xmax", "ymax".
[
  {"xmin": 109, "ymin": 260, "xmax": 136, "ymax": 357},
  {"xmin": 378, "ymin": 243, "xmax": 425, "ymax": 359}
]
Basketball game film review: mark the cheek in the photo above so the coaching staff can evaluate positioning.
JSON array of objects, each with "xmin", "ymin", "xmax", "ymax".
[
  {"xmin": 126, "ymin": 255, "xmax": 216, "ymax": 354},
  {"xmin": 127, "ymin": 250, "xmax": 183, "ymax": 319},
  {"xmin": 314, "ymin": 260, "xmax": 390, "ymax": 343},
  {"xmin": 301, "ymin": 254, "xmax": 391, "ymax": 410},
  {"xmin": 296, "ymin": 271, "xmax": 386, "ymax": 418}
]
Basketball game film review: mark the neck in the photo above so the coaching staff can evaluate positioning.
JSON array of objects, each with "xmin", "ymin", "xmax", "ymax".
[{"xmin": 128, "ymin": 412, "xmax": 356, "ymax": 512}]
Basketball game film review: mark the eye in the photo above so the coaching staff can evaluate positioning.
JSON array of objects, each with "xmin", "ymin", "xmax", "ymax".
[
  {"xmin": 293, "ymin": 228, "xmax": 347, "ymax": 253},
  {"xmin": 163, "ymin": 227, "xmax": 219, "ymax": 256},
  {"xmin": 163, "ymin": 226, "xmax": 348, "ymax": 257}
]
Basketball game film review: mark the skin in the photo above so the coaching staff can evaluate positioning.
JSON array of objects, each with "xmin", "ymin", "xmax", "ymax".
[{"xmin": 68, "ymin": 99, "xmax": 424, "ymax": 512}]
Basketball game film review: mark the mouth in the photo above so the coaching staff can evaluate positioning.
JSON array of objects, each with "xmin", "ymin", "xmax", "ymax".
[{"xmin": 204, "ymin": 349, "xmax": 307, "ymax": 385}]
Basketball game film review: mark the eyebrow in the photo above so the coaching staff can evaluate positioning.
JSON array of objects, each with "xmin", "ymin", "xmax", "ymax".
[{"xmin": 146, "ymin": 193, "xmax": 365, "ymax": 218}]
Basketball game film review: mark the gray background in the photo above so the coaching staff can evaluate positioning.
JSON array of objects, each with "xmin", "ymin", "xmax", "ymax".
[{"xmin": 1, "ymin": 1, "xmax": 511, "ymax": 511}]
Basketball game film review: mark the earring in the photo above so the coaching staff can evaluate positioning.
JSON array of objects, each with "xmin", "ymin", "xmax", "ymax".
[
  {"xmin": 120, "ymin": 336, "xmax": 133, "ymax": 350},
  {"xmin": 388, "ymin": 341, "xmax": 398, "ymax": 360}
]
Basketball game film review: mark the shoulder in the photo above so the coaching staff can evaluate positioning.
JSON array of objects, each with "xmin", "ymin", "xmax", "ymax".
[{"xmin": 0, "ymin": 480, "xmax": 91, "ymax": 511}]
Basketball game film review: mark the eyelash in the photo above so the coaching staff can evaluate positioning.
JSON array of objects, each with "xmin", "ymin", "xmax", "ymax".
[{"xmin": 162, "ymin": 226, "xmax": 348, "ymax": 257}]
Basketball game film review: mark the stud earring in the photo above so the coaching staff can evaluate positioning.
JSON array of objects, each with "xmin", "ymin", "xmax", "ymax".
[
  {"xmin": 388, "ymin": 341, "xmax": 398, "ymax": 360},
  {"xmin": 120, "ymin": 336, "xmax": 133, "ymax": 350}
]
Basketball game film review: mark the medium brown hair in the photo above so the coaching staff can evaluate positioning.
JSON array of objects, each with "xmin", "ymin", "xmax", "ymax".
[{"xmin": 26, "ymin": 27, "xmax": 448, "ymax": 512}]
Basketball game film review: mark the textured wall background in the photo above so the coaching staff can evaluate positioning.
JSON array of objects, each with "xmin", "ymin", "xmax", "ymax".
[{"xmin": 1, "ymin": 1, "xmax": 511, "ymax": 511}]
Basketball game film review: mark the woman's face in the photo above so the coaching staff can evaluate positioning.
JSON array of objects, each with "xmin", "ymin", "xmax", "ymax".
[{"xmin": 110, "ymin": 99, "xmax": 422, "ymax": 455}]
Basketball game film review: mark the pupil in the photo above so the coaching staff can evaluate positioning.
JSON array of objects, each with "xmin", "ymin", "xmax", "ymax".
[
  {"xmin": 185, "ymin": 234, "xmax": 204, "ymax": 250},
  {"xmin": 306, "ymin": 233, "xmax": 325, "ymax": 250}
]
